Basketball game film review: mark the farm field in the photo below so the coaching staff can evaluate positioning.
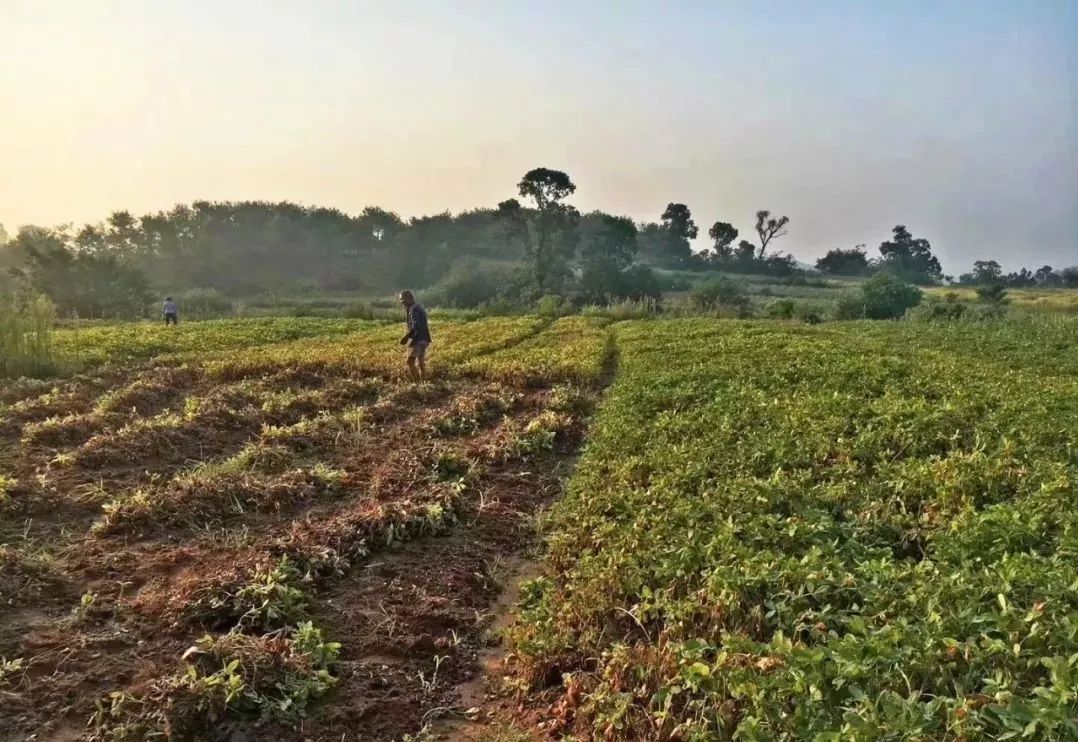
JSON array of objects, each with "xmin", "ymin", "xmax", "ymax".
[
  {"xmin": 0, "ymin": 316, "xmax": 609, "ymax": 741},
  {"xmin": 1, "ymin": 313, "xmax": 1076, "ymax": 740},
  {"xmin": 510, "ymin": 317, "xmax": 1078, "ymax": 740}
]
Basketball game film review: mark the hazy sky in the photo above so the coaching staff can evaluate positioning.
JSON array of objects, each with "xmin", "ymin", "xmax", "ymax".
[{"xmin": 2, "ymin": 0, "xmax": 1075, "ymax": 271}]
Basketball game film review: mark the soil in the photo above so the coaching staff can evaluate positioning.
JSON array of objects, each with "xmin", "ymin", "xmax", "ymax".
[{"xmin": 0, "ymin": 361, "xmax": 595, "ymax": 742}]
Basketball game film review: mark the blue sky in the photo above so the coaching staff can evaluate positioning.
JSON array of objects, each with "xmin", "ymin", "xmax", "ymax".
[{"xmin": 1, "ymin": 0, "xmax": 1075, "ymax": 271}]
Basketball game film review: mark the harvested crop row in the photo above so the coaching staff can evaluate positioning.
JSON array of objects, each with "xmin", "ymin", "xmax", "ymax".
[{"xmin": 511, "ymin": 319, "xmax": 1078, "ymax": 740}]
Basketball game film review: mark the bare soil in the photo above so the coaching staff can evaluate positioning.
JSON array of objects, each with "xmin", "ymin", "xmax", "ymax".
[{"xmin": 0, "ymin": 362, "xmax": 593, "ymax": 741}]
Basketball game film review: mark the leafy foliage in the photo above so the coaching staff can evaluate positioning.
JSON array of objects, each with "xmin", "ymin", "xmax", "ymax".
[
  {"xmin": 879, "ymin": 225, "xmax": 943, "ymax": 284},
  {"xmin": 510, "ymin": 318, "xmax": 1078, "ymax": 740},
  {"xmin": 817, "ymin": 245, "xmax": 871, "ymax": 276},
  {"xmin": 836, "ymin": 273, "xmax": 923, "ymax": 320}
]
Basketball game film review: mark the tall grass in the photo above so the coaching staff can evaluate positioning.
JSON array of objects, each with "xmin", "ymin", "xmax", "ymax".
[{"xmin": 0, "ymin": 292, "xmax": 64, "ymax": 378}]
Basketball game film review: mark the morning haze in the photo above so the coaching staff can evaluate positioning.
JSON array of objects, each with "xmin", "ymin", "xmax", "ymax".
[{"xmin": 1, "ymin": 0, "xmax": 1075, "ymax": 271}]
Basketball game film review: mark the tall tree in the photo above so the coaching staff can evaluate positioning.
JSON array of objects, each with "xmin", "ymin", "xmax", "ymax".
[
  {"xmin": 498, "ymin": 168, "xmax": 580, "ymax": 292},
  {"xmin": 971, "ymin": 260, "xmax": 1002, "ymax": 284},
  {"xmin": 878, "ymin": 225, "xmax": 942, "ymax": 284},
  {"xmin": 580, "ymin": 213, "xmax": 638, "ymax": 269},
  {"xmin": 707, "ymin": 221, "xmax": 739, "ymax": 261},
  {"xmin": 1035, "ymin": 265, "xmax": 1059, "ymax": 285},
  {"xmin": 754, "ymin": 210, "xmax": 789, "ymax": 258},
  {"xmin": 658, "ymin": 203, "xmax": 698, "ymax": 268},
  {"xmin": 578, "ymin": 213, "xmax": 640, "ymax": 301}
]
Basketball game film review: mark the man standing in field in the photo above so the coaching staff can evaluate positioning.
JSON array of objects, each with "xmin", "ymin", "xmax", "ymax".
[
  {"xmin": 399, "ymin": 290, "xmax": 431, "ymax": 382},
  {"xmin": 163, "ymin": 296, "xmax": 178, "ymax": 325}
]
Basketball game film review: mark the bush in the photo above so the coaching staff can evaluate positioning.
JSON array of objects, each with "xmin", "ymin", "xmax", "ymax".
[
  {"xmin": 836, "ymin": 274, "xmax": 922, "ymax": 320},
  {"xmin": 176, "ymin": 288, "xmax": 233, "ymax": 318},
  {"xmin": 975, "ymin": 282, "xmax": 1009, "ymax": 307},
  {"xmin": 691, "ymin": 278, "xmax": 750, "ymax": 312},
  {"xmin": 1, "ymin": 292, "xmax": 62, "ymax": 378},
  {"xmin": 580, "ymin": 262, "xmax": 663, "ymax": 303},
  {"xmin": 581, "ymin": 298, "xmax": 662, "ymax": 320},
  {"xmin": 341, "ymin": 301, "xmax": 375, "ymax": 319},
  {"xmin": 535, "ymin": 294, "xmax": 571, "ymax": 317},
  {"xmin": 616, "ymin": 265, "xmax": 663, "ymax": 301},
  {"xmin": 766, "ymin": 299, "xmax": 796, "ymax": 319},
  {"xmin": 908, "ymin": 293, "xmax": 967, "ymax": 321},
  {"xmin": 430, "ymin": 261, "xmax": 523, "ymax": 309}
]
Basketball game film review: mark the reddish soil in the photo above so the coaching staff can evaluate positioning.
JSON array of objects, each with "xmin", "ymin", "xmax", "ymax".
[{"xmin": 0, "ymin": 362, "xmax": 593, "ymax": 741}]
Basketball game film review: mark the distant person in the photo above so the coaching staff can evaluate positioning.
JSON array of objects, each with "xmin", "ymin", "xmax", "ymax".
[
  {"xmin": 163, "ymin": 297, "xmax": 178, "ymax": 325},
  {"xmin": 398, "ymin": 290, "xmax": 431, "ymax": 382}
]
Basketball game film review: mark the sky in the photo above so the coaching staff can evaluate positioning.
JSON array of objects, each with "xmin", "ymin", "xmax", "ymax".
[{"xmin": 1, "ymin": 0, "xmax": 1075, "ymax": 272}]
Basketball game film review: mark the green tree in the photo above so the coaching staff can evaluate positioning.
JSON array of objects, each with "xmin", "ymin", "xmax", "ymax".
[
  {"xmin": 707, "ymin": 221, "xmax": 739, "ymax": 261},
  {"xmin": 816, "ymin": 246, "xmax": 870, "ymax": 275},
  {"xmin": 878, "ymin": 225, "xmax": 942, "ymax": 284},
  {"xmin": 971, "ymin": 260, "xmax": 1002, "ymax": 284},
  {"xmin": 754, "ymin": 210, "xmax": 789, "ymax": 258},
  {"xmin": 580, "ymin": 213, "xmax": 638, "ymax": 269},
  {"xmin": 498, "ymin": 168, "xmax": 580, "ymax": 293},
  {"xmin": 10, "ymin": 226, "xmax": 151, "ymax": 318},
  {"xmin": 658, "ymin": 203, "xmax": 698, "ymax": 268},
  {"xmin": 1034, "ymin": 265, "xmax": 1059, "ymax": 285}
]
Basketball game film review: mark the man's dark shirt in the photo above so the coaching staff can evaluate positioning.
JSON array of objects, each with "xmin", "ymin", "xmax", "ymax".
[{"xmin": 405, "ymin": 304, "xmax": 431, "ymax": 345}]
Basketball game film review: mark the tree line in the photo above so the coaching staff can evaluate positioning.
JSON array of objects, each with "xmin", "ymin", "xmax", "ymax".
[
  {"xmin": 1, "ymin": 166, "xmax": 1073, "ymax": 318},
  {"xmin": 0, "ymin": 167, "xmax": 802, "ymax": 317},
  {"xmin": 815, "ymin": 230, "xmax": 1077, "ymax": 288}
]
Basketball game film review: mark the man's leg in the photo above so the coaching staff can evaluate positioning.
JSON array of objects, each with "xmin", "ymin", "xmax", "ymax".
[
  {"xmin": 415, "ymin": 343, "xmax": 429, "ymax": 382},
  {"xmin": 406, "ymin": 355, "xmax": 419, "ymax": 382}
]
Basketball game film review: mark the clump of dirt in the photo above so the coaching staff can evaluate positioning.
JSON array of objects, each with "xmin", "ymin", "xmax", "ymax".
[
  {"xmin": 0, "ymin": 377, "xmax": 54, "ymax": 405},
  {"xmin": 0, "ymin": 545, "xmax": 73, "ymax": 611}
]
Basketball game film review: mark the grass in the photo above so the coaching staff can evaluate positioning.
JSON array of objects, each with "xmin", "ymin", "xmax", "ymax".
[
  {"xmin": 0, "ymin": 292, "xmax": 62, "ymax": 377},
  {"xmin": 925, "ymin": 286, "xmax": 1078, "ymax": 314}
]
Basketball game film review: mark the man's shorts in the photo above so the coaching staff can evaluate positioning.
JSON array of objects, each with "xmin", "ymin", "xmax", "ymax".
[{"xmin": 408, "ymin": 341, "xmax": 430, "ymax": 362}]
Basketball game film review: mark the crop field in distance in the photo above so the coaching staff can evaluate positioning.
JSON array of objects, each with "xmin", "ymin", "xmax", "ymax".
[{"xmin": 1, "ymin": 313, "xmax": 1076, "ymax": 740}]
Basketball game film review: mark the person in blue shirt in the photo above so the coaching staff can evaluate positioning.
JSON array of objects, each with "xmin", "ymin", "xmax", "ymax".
[
  {"xmin": 163, "ymin": 297, "xmax": 178, "ymax": 325},
  {"xmin": 398, "ymin": 290, "xmax": 431, "ymax": 382}
]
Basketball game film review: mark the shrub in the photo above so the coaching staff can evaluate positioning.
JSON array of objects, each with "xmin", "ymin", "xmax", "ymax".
[
  {"xmin": 176, "ymin": 288, "xmax": 233, "ymax": 318},
  {"xmin": 975, "ymin": 282, "xmax": 1009, "ymax": 307},
  {"xmin": 579, "ymin": 262, "xmax": 663, "ymax": 303},
  {"xmin": 616, "ymin": 265, "xmax": 663, "ymax": 301},
  {"xmin": 581, "ymin": 298, "xmax": 662, "ymax": 320},
  {"xmin": 837, "ymin": 273, "xmax": 922, "ymax": 320},
  {"xmin": 535, "ymin": 294, "xmax": 570, "ymax": 318},
  {"xmin": 431, "ymin": 261, "xmax": 522, "ymax": 309},
  {"xmin": 341, "ymin": 301, "xmax": 375, "ymax": 319},
  {"xmin": 908, "ymin": 293, "xmax": 968, "ymax": 321},
  {"xmin": 766, "ymin": 299, "xmax": 796, "ymax": 319},
  {"xmin": 0, "ymin": 292, "xmax": 62, "ymax": 378},
  {"xmin": 691, "ymin": 278, "xmax": 750, "ymax": 312}
]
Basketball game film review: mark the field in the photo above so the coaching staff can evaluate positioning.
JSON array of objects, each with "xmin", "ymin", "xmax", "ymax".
[
  {"xmin": 925, "ymin": 286, "xmax": 1078, "ymax": 315},
  {"xmin": 1, "ymin": 314, "xmax": 1076, "ymax": 740}
]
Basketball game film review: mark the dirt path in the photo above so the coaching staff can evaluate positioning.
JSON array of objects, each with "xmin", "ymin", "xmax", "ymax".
[{"xmin": 243, "ymin": 451, "xmax": 578, "ymax": 742}]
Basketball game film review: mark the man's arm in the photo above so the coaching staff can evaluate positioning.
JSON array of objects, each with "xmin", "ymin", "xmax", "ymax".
[{"xmin": 400, "ymin": 308, "xmax": 414, "ymax": 345}]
